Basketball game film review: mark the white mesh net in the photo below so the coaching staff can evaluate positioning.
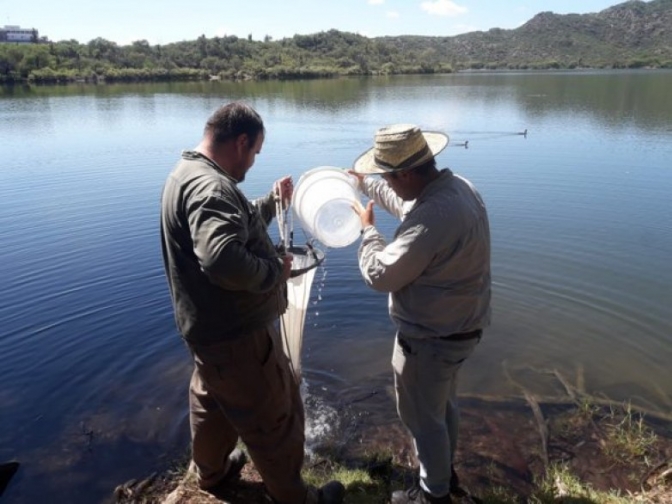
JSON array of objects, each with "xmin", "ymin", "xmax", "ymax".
[
  {"xmin": 279, "ymin": 245, "xmax": 324, "ymax": 384},
  {"xmin": 275, "ymin": 181, "xmax": 325, "ymax": 383}
]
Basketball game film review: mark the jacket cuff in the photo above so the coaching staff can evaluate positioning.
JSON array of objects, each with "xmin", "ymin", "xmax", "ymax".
[{"xmin": 361, "ymin": 225, "xmax": 377, "ymax": 237}]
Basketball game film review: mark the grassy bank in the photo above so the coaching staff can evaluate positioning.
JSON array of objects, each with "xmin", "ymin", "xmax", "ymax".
[{"xmin": 113, "ymin": 396, "xmax": 672, "ymax": 504}]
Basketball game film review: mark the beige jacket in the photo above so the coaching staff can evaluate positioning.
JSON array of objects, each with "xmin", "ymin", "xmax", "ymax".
[{"xmin": 358, "ymin": 169, "xmax": 491, "ymax": 339}]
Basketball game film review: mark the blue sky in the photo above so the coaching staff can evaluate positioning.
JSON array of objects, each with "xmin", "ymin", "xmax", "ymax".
[{"xmin": 2, "ymin": 0, "xmax": 633, "ymax": 45}]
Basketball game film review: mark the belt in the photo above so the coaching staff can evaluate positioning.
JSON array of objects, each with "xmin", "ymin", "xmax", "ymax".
[{"xmin": 438, "ymin": 329, "xmax": 482, "ymax": 341}]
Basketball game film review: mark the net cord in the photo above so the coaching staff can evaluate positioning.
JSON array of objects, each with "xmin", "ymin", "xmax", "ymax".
[{"xmin": 275, "ymin": 181, "xmax": 300, "ymax": 382}]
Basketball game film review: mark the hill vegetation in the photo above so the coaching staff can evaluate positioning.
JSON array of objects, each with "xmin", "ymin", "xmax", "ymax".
[{"xmin": 1, "ymin": 0, "xmax": 670, "ymax": 84}]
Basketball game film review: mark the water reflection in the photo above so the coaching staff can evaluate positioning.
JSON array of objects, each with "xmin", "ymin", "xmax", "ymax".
[
  {"xmin": 506, "ymin": 70, "xmax": 672, "ymax": 130},
  {"xmin": 5, "ymin": 71, "xmax": 671, "ymax": 135},
  {"xmin": 1, "ymin": 77, "xmax": 372, "ymax": 110}
]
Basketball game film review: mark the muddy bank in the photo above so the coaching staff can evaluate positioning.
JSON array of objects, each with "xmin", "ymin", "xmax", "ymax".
[{"xmin": 114, "ymin": 376, "xmax": 672, "ymax": 503}]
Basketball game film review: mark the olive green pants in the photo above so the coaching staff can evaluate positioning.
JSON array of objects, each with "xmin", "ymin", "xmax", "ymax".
[{"xmin": 188, "ymin": 324, "xmax": 308, "ymax": 504}]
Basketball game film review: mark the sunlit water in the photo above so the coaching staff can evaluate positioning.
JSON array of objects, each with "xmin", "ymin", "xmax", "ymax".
[{"xmin": 1, "ymin": 71, "xmax": 671, "ymax": 503}]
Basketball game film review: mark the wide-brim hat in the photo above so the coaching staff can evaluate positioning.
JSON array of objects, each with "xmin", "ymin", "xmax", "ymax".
[{"xmin": 352, "ymin": 124, "xmax": 449, "ymax": 175}]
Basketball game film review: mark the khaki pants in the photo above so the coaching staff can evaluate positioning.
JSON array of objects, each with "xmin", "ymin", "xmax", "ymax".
[
  {"xmin": 188, "ymin": 324, "xmax": 308, "ymax": 504},
  {"xmin": 393, "ymin": 332, "xmax": 480, "ymax": 497}
]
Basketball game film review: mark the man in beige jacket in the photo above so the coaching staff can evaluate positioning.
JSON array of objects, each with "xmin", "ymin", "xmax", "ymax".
[{"xmin": 351, "ymin": 124, "xmax": 491, "ymax": 504}]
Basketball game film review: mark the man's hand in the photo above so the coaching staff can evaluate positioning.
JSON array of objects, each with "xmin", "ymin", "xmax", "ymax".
[
  {"xmin": 352, "ymin": 199, "xmax": 375, "ymax": 228},
  {"xmin": 280, "ymin": 253, "xmax": 293, "ymax": 282},
  {"xmin": 347, "ymin": 169, "xmax": 365, "ymax": 186},
  {"xmin": 274, "ymin": 176, "xmax": 293, "ymax": 208}
]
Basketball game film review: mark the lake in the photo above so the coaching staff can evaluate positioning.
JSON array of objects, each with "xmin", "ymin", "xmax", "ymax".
[{"xmin": 1, "ymin": 70, "xmax": 671, "ymax": 503}]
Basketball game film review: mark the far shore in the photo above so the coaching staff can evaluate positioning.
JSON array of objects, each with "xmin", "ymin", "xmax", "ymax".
[{"xmin": 2, "ymin": 66, "xmax": 670, "ymax": 89}]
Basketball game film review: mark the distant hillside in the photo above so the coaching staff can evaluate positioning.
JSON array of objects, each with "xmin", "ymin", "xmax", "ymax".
[
  {"xmin": 383, "ymin": 0, "xmax": 672, "ymax": 69},
  {"xmin": 1, "ymin": 0, "xmax": 670, "ymax": 84}
]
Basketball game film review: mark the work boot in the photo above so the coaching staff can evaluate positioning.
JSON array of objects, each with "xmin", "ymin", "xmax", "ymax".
[
  {"xmin": 450, "ymin": 466, "xmax": 465, "ymax": 497},
  {"xmin": 450, "ymin": 466, "xmax": 483, "ymax": 503},
  {"xmin": 391, "ymin": 484, "xmax": 452, "ymax": 504},
  {"xmin": 221, "ymin": 448, "xmax": 248, "ymax": 481},
  {"xmin": 189, "ymin": 448, "xmax": 248, "ymax": 491},
  {"xmin": 305, "ymin": 480, "xmax": 346, "ymax": 504}
]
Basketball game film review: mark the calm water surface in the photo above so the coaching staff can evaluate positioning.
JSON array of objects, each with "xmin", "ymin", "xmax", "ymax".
[{"xmin": 1, "ymin": 71, "xmax": 671, "ymax": 503}]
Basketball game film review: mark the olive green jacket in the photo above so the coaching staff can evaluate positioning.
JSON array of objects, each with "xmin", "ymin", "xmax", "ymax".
[{"xmin": 161, "ymin": 151, "xmax": 287, "ymax": 344}]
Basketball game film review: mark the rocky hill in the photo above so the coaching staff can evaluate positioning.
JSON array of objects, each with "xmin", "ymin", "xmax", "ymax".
[{"xmin": 382, "ymin": 0, "xmax": 672, "ymax": 69}]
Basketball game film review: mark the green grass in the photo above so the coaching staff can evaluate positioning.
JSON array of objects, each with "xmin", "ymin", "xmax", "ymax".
[
  {"xmin": 604, "ymin": 404, "xmax": 658, "ymax": 465},
  {"xmin": 301, "ymin": 459, "xmax": 660, "ymax": 504},
  {"xmin": 302, "ymin": 460, "xmax": 389, "ymax": 503},
  {"xmin": 530, "ymin": 464, "xmax": 636, "ymax": 504}
]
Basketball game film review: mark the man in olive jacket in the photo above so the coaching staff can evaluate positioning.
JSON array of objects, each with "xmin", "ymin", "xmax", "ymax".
[{"xmin": 160, "ymin": 102, "xmax": 343, "ymax": 504}]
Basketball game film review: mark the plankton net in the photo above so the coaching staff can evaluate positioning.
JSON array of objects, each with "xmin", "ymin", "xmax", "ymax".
[{"xmin": 275, "ymin": 182, "xmax": 325, "ymax": 384}]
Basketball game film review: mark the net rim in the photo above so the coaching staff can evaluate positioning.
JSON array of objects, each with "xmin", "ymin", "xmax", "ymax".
[{"xmin": 285, "ymin": 244, "xmax": 325, "ymax": 278}]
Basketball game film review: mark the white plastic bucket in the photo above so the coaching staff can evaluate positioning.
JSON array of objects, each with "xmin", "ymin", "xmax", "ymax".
[{"xmin": 292, "ymin": 167, "xmax": 362, "ymax": 248}]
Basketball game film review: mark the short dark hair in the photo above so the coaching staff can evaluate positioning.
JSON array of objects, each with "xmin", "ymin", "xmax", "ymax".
[
  {"xmin": 411, "ymin": 158, "xmax": 437, "ymax": 177},
  {"xmin": 204, "ymin": 101, "xmax": 265, "ymax": 146}
]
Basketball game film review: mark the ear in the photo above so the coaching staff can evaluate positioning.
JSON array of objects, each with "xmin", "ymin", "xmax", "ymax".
[{"xmin": 236, "ymin": 134, "xmax": 250, "ymax": 151}]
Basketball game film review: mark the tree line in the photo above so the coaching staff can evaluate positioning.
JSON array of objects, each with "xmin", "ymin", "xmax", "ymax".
[
  {"xmin": 1, "ymin": 20, "xmax": 670, "ymax": 85},
  {"xmin": 0, "ymin": 30, "xmax": 452, "ymax": 84}
]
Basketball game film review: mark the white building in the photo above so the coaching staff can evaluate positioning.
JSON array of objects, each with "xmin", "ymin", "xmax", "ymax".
[{"xmin": 0, "ymin": 25, "xmax": 38, "ymax": 43}]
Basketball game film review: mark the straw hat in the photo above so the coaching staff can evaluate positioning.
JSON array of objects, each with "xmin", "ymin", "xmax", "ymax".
[{"xmin": 352, "ymin": 124, "xmax": 449, "ymax": 175}]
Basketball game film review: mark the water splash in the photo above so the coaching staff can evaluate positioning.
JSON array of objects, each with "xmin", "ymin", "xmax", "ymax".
[{"xmin": 301, "ymin": 380, "xmax": 340, "ymax": 455}]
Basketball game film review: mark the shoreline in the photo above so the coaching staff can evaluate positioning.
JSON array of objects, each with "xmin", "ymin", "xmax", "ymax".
[
  {"xmin": 2, "ymin": 66, "xmax": 671, "ymax": 88},
  {"xmin": 112, "ymin": 385, "xmax": 672, "ymax": 504}
]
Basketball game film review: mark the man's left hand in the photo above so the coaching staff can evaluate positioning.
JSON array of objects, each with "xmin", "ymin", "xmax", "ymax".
[
  {"xmin": 352, "ymin": 199, "xmax": 375, "ymax": 228},
  {"xmin": 274, "ymin": 176, "xmax": 293, "ymax": 207}
]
